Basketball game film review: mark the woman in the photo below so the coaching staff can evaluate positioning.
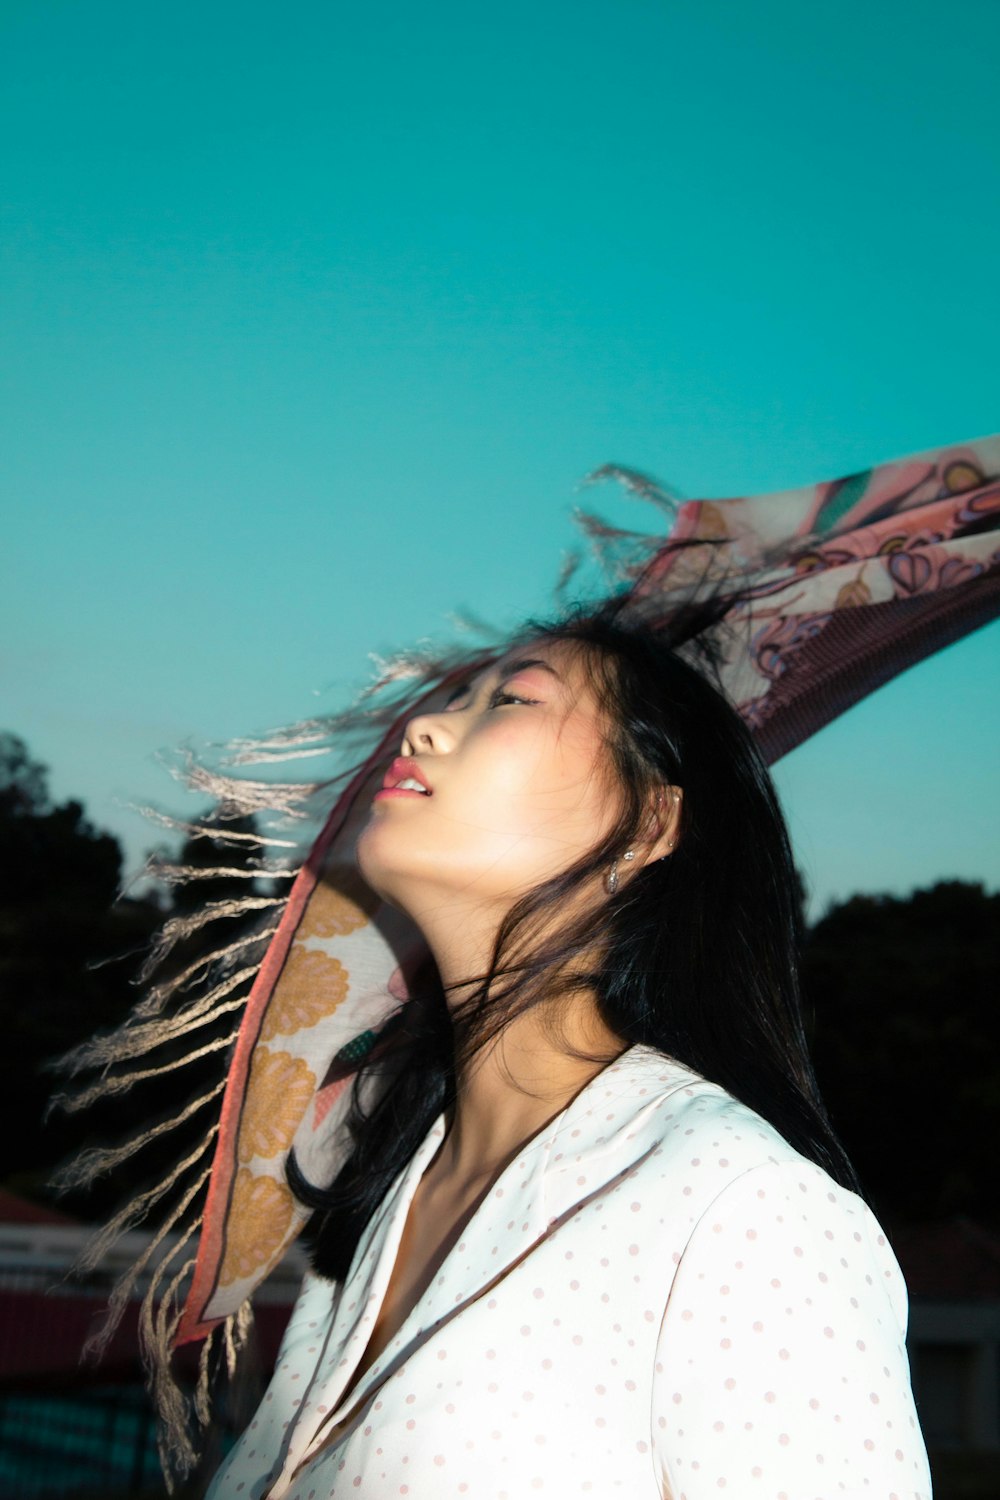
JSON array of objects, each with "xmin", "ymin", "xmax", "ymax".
[
  {"xmin": 63, "ymin": 434, "xmax": 996, "ymax": 1492},
  {"xmin": 204, "ymin": 602, "xmax": 932, "ymax": 1498}
]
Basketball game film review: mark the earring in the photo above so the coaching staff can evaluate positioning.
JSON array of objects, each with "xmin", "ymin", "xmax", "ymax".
[{"xmin": 605, "ymin": 849, "xmax": 635, "ymax": 894}]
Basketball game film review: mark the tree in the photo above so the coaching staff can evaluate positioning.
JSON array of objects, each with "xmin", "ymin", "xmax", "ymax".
[
  {"xmin": 0, "ymin": 734, "xmax": 275, "ymax": 1224},
  {"xmin": 0, "ymin": 732, "xmax": 122, "ymax": 906},
  {"xmin": 0, "ymin": 735, "xmax": 168, "ymax": 1200},
  {"xmin": 802, "ymin": 881, "xmax": 1000, "ymax": 1226},
  {"xmin": 0, "ymin": 730, "xmax": 50, "ymax": 817}
]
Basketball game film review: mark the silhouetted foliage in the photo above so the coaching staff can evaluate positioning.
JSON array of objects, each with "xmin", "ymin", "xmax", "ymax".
[
  {"xmin": 55, "ymin": 805, "xmax": 268, "ymax": 1224},
  {"xmin": 0, "ymin": 731, "xmax": 50, "ymax": 818},
  {"xmin": 0, "ymin": 734, "xmax": 263, "ymax": 1218},
  {"xmin": 802, "ymin": 881, "xmax": 1000, "ymax": 1227},
  {"xmin": 0, "ymin": 735, "xmax": 162, "ymax": 1199}
]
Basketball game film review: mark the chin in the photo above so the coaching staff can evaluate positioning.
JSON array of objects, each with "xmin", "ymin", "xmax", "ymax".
[
  {"xmin": 355, "ymin": 822, "xmax": 426, "ymax": 912},
  {"xmin": 354, "ymin": 823, "xmax": 394, "ymax": 903}
]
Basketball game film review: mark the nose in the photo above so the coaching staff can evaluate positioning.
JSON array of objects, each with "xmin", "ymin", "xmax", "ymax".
[{"xmin": 400, "ymin": 708, "xmax": 454, "ymax": 757}]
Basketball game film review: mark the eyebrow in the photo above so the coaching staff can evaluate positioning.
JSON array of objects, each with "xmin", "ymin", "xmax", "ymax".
[
  {"xmin": 502, "ymin": 657, "xmax": 562, "ymax": 680},
  {"xmin": 444, "ymin": 657, "xmax": 561, "ymax": 706}
]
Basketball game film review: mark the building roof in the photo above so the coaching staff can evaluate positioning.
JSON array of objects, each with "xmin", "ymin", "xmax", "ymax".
[{"xmin": 0, "ymin": 1188, "xmax": 77, "ymax": 1226}]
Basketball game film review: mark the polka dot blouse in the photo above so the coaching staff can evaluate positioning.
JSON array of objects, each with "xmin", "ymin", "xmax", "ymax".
[{"xmin": 206, "ymin": 1045, "xmax": 931, "ymax": 1498}]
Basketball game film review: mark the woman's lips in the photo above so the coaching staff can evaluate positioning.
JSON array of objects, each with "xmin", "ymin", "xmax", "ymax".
[{"xmin": 375, "ymin": 757, "xmax": 433, "ymax": 800}]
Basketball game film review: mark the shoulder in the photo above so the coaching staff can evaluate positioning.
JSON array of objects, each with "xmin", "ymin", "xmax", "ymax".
[
  {"xmin": 606, "ymin": 1043, "xmax": 831, "ymax": 1180},
  {"xmin": 648, "ymin": 1163, "xmax": 928, "ymax": 1493},
  {"xmin": 597, "ymin": 1046, "xmax": 907, "ymax": 1314},
  {"xmin": 618, "ymin": 1059, "xmax": 929, "ymax": 1493}
]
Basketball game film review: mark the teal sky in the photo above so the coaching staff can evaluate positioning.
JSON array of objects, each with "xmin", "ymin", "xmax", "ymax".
[{"xmin": 3, "ymin": 0, "xmax": 998, "ymax": 918}]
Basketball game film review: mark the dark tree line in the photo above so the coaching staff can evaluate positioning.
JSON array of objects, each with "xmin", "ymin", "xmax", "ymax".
[
  {"xmin": 803, "ymin": 880, "xmax": 1000, "ymax": 1227},
  {"xmin": 1, "ymin": 730, "xmax": 997, "ymax": 1230},
  {"xmin": 0, "ymin": 732, "xmax": 261, "ymax": 1219},
  {"xmin": 0, "ymin": 732, "xmax": 161, "ymax": 1202}
]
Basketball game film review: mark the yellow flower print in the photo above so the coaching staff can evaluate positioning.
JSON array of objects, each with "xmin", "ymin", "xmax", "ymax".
[
  {"xmin": 217, "ymin": 1169, "xmax": 296, "ymax": 1287},
  {"xmin": 307, "ymin": 867, "xmax": 380, "ymax": 938},
  {"xmin": 259, "ymin": 947, "xmax": 349, "ymax": 1044},
  {"xmin": 236, "ymin": 1048, "xmax": 316, "ymax": 1164}
]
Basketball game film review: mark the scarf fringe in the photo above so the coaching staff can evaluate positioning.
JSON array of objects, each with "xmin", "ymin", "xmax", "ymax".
[
  {"xmin": 70, "ymin": 1127, "xmax": 220, "ymax": 1297},
  {"xmin": 134, "ymin": 923, "xmax": 279, "ymax": 1013},
  {"xmin": 66, "ymin": 970, "xmax": 260, "ymax": 1075},
  {"xmin": 147, "ymin": 1253, "xmax": 201, "ymax": 1486},
  {"xmin": 51, "ymin": 1080, "xmax": 227, "ymax": 1181},
  {"xmin": 164, "ymin": 754, "xmax": 325, "ymax": 818},
  {"xmin": 145, "ymin": 858, "xmax": 296, "ymax": 885},
  {"xmin": 139, "ymin": 898, "xmax": 286, "ymax": 975},
  {"xmin": 582, "ymin": 461, "xmax": 685, "ymax": 515},
  {"xmin": 75, "ymin": 1029, "xmax": 240, "ymax": 1098},
  {"xmin": 132, "ymin": 803, "xmax": 301, "ymax": 849},
  {"xmin": 83, "ymin": 1173, "xmax": 211, "ymax": 1367}
]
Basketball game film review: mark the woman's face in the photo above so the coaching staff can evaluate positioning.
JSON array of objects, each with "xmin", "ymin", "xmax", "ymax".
[{"xmin": 357, "ymin": 640, "xmax": 621, "ymax": 922}]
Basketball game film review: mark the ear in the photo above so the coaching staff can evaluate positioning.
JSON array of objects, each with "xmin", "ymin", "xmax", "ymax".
[{"xmin": 640, "ymin": 784, "xmax": 684, "ymax": 864}]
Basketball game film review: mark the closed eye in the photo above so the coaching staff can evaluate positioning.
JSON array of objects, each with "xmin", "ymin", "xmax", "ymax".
[{"xmin": 488, "ymin": 688, "xmax": 540, "ymax": 708}]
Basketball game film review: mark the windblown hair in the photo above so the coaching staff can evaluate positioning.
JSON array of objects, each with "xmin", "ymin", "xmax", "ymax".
[{"xmin": 288, "ymin": 593, "xmax": 860, "ymax": 1282}]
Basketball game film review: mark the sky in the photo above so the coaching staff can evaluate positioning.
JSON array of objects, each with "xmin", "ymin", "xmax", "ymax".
[{"xmin": 2, "ymin": 0, "xmax": 998, "ymax": 919}]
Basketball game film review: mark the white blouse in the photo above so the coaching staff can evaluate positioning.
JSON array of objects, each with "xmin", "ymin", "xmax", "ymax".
[{"xmin": 206, "ymin": 1045, "xmax": 931, "ymax": 1499}]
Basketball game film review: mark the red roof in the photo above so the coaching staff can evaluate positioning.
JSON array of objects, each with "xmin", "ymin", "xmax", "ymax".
[
  {"xmin": 0, "ymin": 1287, "xmax": 292, "ymax": 1387},
  {"xmin": 0, "ymin": 1188, "xmax": 77, "ymax": 1226},
  {"xmin": 0, "ymin": 1188, "xmax": 296, "ymax": 1386}
]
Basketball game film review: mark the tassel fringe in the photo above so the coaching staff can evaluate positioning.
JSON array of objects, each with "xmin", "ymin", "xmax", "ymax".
[
  {"xmin": 52, "ymin": 1081, "xmax": 227, "ymax": 1185},
  {"xmin": 72, "ymin": 1125, "xmax": 220, "ymax": 1292},
  {"xmin": 55, "ymin": 964, "xmax": 260, "ymax": 1075},
  {"xmin": 52, "ymin": 1037, "xmax": 236, "ymax": 1115},
  {"xmin": 134, "ymin": 924, "xmax": 279, "ymax": 1012}
]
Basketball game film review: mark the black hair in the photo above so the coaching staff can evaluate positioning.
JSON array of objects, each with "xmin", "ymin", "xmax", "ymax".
[{"xmin": 288, "ymin": 594, "xmax": 860, "ymax": 1280}]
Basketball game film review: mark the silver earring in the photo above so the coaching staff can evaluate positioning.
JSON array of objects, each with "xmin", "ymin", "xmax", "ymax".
[{"xmin": 605, "ymin": 849, "xmax": 635, "ymax": 895}]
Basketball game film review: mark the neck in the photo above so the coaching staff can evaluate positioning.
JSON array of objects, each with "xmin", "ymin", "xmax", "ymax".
[
  {"xmin": 437, "ymin": 1011, "xmax": 625, "ymax": 1193},
  {"xmin": 412, "ymin": 896, "xmax": 624, "ymax": 1193}
]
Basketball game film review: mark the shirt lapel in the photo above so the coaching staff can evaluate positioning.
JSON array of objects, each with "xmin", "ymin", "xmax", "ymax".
[
  {"xmin": 282, "ymin": 1044, "xmax": 699, "ymax": 1477},
  {"xmin": 274, "ymin": 1111, "xmax": 447, "ymax": 1486}
]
